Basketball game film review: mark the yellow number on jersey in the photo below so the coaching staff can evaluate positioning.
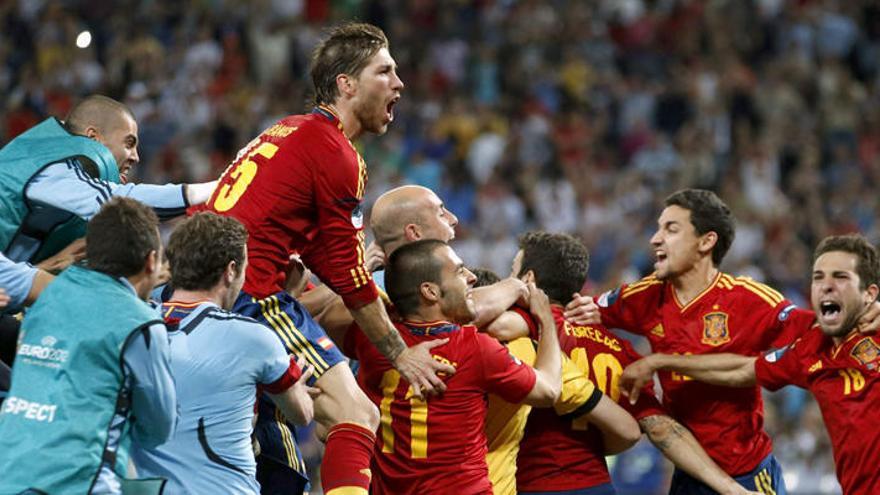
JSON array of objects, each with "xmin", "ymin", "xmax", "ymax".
[
  {"xmin": 839, "ymin": 368, "xmax": 865, "ymax": 396},
  {"xmin": 213, "ymin": 141, "xmax": 279, "ymax": 212},
  {"xmin": 379, "ymin": 369, "xmax": 429, "ymax": 458},
  {"xmin": 569, "ymin": 348, "xmax": 624, "ymax": 430}
]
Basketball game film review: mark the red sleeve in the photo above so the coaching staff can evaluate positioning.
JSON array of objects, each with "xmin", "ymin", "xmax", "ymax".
[
  {"xmin": 263, "ymin": 355, "xmax": 304, "ymax": 394},
  {"xmin": 754, "ymin": 335, "xmax": 811, "ymax": 391},
  {"xmin": 511, "ymin": 306, "xmax": 540, "ymax": 341},
  {"xmin": 299, "ymin": 135, "xmax": 378, "ymax": 309},
  {"xmin": 769, "ymin": 304, "xmax": 816, "ymax": 349},
  {"xmin": 476, "ymin": 330, "xmax": 537, "ymax": 403},
  {"xmin": 596, "ymin": 279, "xmax": 662, "ymax": 336}
]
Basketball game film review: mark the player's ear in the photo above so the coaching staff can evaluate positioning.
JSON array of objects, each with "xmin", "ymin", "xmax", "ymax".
[
  {"xmin": 225, "ymin": 260, "xmax": 237, "ymax": 285},
  {"xmin": 144, "ymin": 249, "xmax": 160, "ymax": 276},
  {"xmin": 699, "ymin": 231, "xmax": 718, "ymax": 255},
  {"xmin": 336, "ymin": 73, "xmax": 356, "ymax": 97},
  {"xmin": 864, "ymin": 284, "xmax": 879, "ymax": 305},
  {"xmin": 522, "ymin": 270, "xmax": 536, "ymax": 285},
  {"xmin": 420, "ymin": 281, "xmax": 440, "ymax": 303},
  {"xmin": 83, "ymin": 125, "xmax": 100, "ymax": 141},
  {"xmin": 403, "ymin": 223, "xmax": 421, "ymax": 241}
]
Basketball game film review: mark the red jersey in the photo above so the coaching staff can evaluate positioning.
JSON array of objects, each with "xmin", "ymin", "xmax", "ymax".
[
  {"xmin": 597, "ymin": 272, "xmax": 815, "ymax": 475},
  {"xmin": 200, "ymin": 107, "xmax": 377, "ymax": 308},
  {"xmin": 516, "ymin": 306, "xmax": 664, "ymax": 492},
  {"xmin": 346, "ymin": 320, "xmax": 536, "ymax": 494},
  {"xmin": 755, "ymin": 326, "xmax": 880, "ymax": 494}
]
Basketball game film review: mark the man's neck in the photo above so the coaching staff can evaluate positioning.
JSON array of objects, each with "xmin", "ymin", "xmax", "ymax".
[
  {"xmin": 168, "ymin": 288, "xmax": 223, "ymax": 307},
  {"xmin": 670, "ymin": 260, "xmax": 719, "ymax": 307},
  {"xmin": 324, "ymin": 102, "xmax": 362, "ymax": 141},
  {"xmin": 403, "ymin": 307, "xmax": 448, "ymax": 324},
  {"xmin": 126, "ymin": 273, "xmax": 152, "ymax": 301}
]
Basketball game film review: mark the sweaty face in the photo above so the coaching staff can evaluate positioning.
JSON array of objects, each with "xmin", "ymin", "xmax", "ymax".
[
  {"xmin": 418, "ymin": 191, "xmax": 458, "ymax": 242},
  {"xmin": 98, "ymin": 113, "xmax": 140, "ymax": 184},
  {"xmin": 351, "ymin": 47, "xmax": 404, "ymax": 136},
  {"xmin": 436, "ymin": 246, "xmax": 477, "ymax": 324},
  {"xmin": 650, "ymin": 205, "xmax": 705, "ymax": 280},
  {"xmin": 812, "ymin": 251, "xmax": 874, "ymax": 338}
]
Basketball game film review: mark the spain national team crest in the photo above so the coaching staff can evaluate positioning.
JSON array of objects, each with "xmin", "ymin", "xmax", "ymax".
[
  {"xmin": 701, "ymin": 311, "xmax": 731, "ymax": 347},
  {"xmin": 850, "ymin": 337, "xmax": 880, "ymax": 369}
]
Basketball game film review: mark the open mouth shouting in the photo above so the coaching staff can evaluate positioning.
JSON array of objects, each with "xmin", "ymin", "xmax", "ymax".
[
  {"xmin": 385, "ymin": 95, "xmax": 400, "ymax": 123},
  {"xmin": 818, "ymin": 299, "xmax": 843, "ymax": 327}
]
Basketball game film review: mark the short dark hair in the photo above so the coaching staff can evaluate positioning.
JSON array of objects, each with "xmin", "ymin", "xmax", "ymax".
[
  {"xmin": 517, "ymin": 231, "xmax": 589, "ymax": 305},
  {"xmin": 814, "ymin": 234, "xmax": 880, "ymax": 291},
  {"xmin": 310, "ymin": 22, "xmax": 389, "ymax": 106},
  {"xmin": 471, "ymin": 267, "xmax": 501, "ymax": 288},
  {"xmin": 86, "ymin": 197, "xmax": 159, "ymax": 277},
  {"xmin": 166, "ymin": 212, "xmax": 248, "ymax": 291},
  {"xmin": 665, "ymin": 189, "xmax": 735, "ymax": 266},
  {"xmin": 385, "ymin": 239, "xmax": 447, "ymax": 317},
  {"xmin": 65, "ymin": 95, "xmax": 135, "ymax": 135}
]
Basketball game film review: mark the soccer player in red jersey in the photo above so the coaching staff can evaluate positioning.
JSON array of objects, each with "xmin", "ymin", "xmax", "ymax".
[
  {"xmin": 491, "ymin": 232, "xmax": 761, "ymax": 495},
  {"xmin": 621, "ymin": 234, "xmax": 880, "ymax": 495},
  {"xmin": 344, "ymin": 239, "xmax": 562, "ymax": 494},
  {"xmin": 196, "ymin": 23, "xmax": 452, "ymax": 495},
  {"xmin": 569, "ymin": 189, "xmax": 818, "ymax": 493}
]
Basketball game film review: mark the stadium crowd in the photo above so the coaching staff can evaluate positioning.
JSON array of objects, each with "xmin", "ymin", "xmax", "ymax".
[{"xmin": 3, "ymin": 0, "xmax": 880, "ymax": 494}]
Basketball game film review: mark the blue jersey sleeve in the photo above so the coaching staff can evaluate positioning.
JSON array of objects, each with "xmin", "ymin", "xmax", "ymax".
[
  {"xmin": 123, "ymin": 322, "xmax": 178, "ymax": 448},
  {"xmin": 27, "ymin": 161, "xmax": 188, "ymax": 220},
  {"xmin": 0, "ymin": 252, "xmax": 37, "ymax": 313},
  {"xmin": 246, "ymin": 322, "xmax": 292, "ymax": 385}
]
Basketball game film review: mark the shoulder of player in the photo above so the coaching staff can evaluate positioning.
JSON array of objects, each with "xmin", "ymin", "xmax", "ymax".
[
  {"xmin": 618, "ymin": 274, "xmax": 664, "ymax": 301},
  {"xmin": 715, "ymin": 273, "xmax": 786, "ymax": 308},
  {"xmin": 193, "ymin": 306, "xmax": 264, "ymax": 333}
]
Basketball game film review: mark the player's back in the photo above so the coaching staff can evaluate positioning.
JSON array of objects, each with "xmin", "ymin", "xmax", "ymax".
[
  {"xmin": 201, "ymin": 110, "xmax": 363, "ymax": 299},
  {"xmin": 517, "ymin": 306, "xmax": 662, "ymax": 492},
  {"xmin": 132, "ymin": 302, "xmax": 285, "ymax": 494},
  {"xmin": 350, "ymin": 320, "xmax": 536, "ymax": 495}
]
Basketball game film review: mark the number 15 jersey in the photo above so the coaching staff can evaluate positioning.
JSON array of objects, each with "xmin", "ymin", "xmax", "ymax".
[
  {"xmin": 199, "ymin": 106, "xmax": 378, "ymax": 308},
  {"xmin": 345, "ymin": 320, "xmax": 536, "ymax": 495}
]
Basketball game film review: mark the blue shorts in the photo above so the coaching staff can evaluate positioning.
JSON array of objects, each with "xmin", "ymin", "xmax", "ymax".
[
  {"xmin": 234, "ymin": 290, "xmax": 345, "ymax": 492},
  {"xmin": 669, "ymin": 454, "xmax": 786, "ymax": 495},
  {"xmin": 233, "ymin": 290, "xmax": 345, "ymax": 382},
  {"xmin": 520, "ymin": 483, "xmax": 616, "ymax": 495}
]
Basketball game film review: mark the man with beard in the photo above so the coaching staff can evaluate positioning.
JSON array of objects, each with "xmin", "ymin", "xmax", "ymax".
[
  {"xmin": 344, "ymin": 239, "xmax": 561, "ymax": 494},
  {"xmin": 195, "ymin": 23, "xmax": 451, "ymax": 495}
]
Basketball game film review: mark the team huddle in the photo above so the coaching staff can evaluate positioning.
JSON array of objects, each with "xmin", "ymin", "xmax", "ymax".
[{"xmin": 0, "ymin": 21, "xmax": 878, "ymax": 495}]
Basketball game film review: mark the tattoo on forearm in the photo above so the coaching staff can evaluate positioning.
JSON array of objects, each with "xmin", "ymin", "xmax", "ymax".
[
  {"xmin": 374, "ymin": 331, "xmax": 407, "ymax": 361},
  {"xmin": 640, "ymin": 415, "xmax": 687, "ymax": 452}
]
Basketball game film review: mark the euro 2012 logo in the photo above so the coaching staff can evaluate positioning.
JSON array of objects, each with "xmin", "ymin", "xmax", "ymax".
[{"xmin": 17, "ymin": 335, "xmax": 68, "ymax": 367}]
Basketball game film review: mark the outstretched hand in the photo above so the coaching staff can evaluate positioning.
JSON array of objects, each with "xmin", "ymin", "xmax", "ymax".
[
  {"xmin": 620, "ymin": 356, "xmax": 657, "ymax": 405},
  {"xmin": 393, "ymin": 338, "xmax": 455, "ymax": 400}
]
